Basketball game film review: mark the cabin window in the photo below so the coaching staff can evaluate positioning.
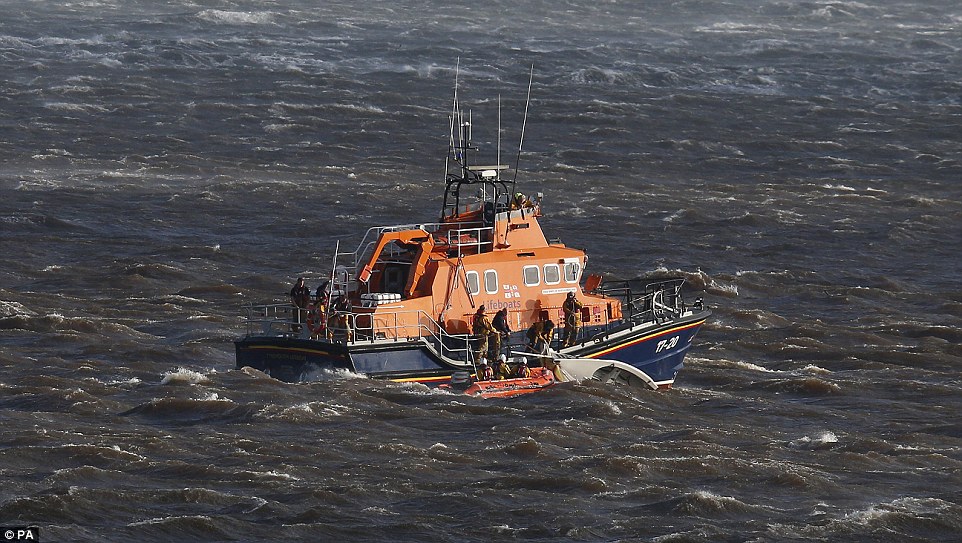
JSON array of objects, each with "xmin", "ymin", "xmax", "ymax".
[
  {"xmin": 523, "ymin": 265, "xmax": 540, "ymax": 287},
  {"xmin": 564, "ymin": 261, "xmax": 581, "ymax": 283},
  {"xmin": 543, "ymin": 264, "xmax": 561, "ymax": 285},
  {"xmin": 465, "ymin": 271, "xmax": 480, "ymax": 295},
  {"xmin": 484, "ymin": 270, "xmax": 498, "ymax": 294}
]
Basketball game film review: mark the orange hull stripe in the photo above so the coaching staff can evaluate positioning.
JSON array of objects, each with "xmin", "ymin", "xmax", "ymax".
[
  {"xmin": 246, "ymin": 345, "xmax": 340, "ymax": 357},
  {"xmin": 589, "ymin": 319, "xmax": 706, "ymax": 358},
  {"xmin": 391, "ymin": 375, "xmax": 452, "ymax": 384}
]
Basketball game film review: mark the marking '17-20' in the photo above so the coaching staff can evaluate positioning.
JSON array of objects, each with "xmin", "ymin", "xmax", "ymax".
[{"xmin": 655, "ymin": 336, "xmax": 679, "ymax": 353}]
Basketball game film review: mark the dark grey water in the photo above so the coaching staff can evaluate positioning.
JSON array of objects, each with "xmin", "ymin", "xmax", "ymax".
[{"xmin": 2, "ymin": 1, "xmax": 961, "ymax": 541}]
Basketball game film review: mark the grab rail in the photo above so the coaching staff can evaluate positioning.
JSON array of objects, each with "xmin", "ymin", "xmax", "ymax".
[
  {"xmin": 242, "ymin": 277, "xmax": 695, "ymax": 361},
  {"xmin": 241, "ymin": 303, "xmax": 475, "ymax": 363}
]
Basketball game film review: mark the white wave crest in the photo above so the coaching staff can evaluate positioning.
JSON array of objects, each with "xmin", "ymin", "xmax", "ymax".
[
  {"xmin": 790, "ymin": 431, "xmax": 839, "ymax": 450},
  {"xmin": 301, "ymin": 366, "xmax": 367, "ymax": 382},
  {"xmin": 197, "ymin": 10, "xmax": 275, "ymax": 25},
  {"xmin": 43, "ymin": 102, "xmax": 110, "ymax": 113},
  {"xmin": 843, "ymin": 497, "xmax": 956, "ymax": 527},
  {"xmin": 732, "ymin": 360, "xmax": 775, "ymax": 373},
  {"xmin": 0, "ymin": 300, "xmax": 36, "ymax": 318},
  {"xmin": 160, "ymin": 367, "xmax": 211, "ymax": 385}
]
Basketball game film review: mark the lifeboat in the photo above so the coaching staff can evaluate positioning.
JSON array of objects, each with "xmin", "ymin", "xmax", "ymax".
[
  {"xmin": 234, "ymin": 66, "xmax": 710, "ymax": 391},
  {"xmin": 440, "ymin": 366, "xmax": 557, "ymax": 399},
  {"xmin": 465, "ymin": 367, "xmax": 557, "ymax": 399}
]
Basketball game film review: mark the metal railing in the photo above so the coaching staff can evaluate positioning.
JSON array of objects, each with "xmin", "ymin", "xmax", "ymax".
[
  {"xmin": 241, "ymin": 302, "xmax": 475, "ymax": 364},
  {"xmin": 328, "ymin": 221, "xmax": 493, "ymax": 295},
  {"xmin": 243, "ymin": 303, "xmax": 304, "ymax": 337},
  {"xmin": 597, "ymin": 278, "xmax": 688, "ymax": 324},
  {"xmin": 435, "ymin": 225, "xmax": 494, "ymax": 255},
  {"xmin": 339, "ymin": 222, "xmax": 447, "ymax": 271},
  {"xmin": 242, "ymin": 278, "xmax": 696, "ymax": 362}
]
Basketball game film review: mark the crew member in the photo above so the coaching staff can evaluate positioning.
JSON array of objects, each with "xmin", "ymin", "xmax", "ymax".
[
  {"xmin": 315, "ymin": 280, "xmax": 330, "ymax": 304},
  {"xmin": 525, "ymin": 317, "xmax": 554, "ymax": 356},
  {"xmin": 491, "ymin": 307, "xmax": 511, "ymax": 358},
  {"xmin": 306, "ymin": 281, "xmax": 330, "ymax": 338},
  {"xmin": 330, "ymin": 294, "xmax": 353, "ymax": 342},
  {"xmin": 472, "ymin": 305, "xmax": 493, "ymax": 362},
  {"xmin": 495, "ymin": 354, "xmax": 512, "ymax": 380},
  {"xmin": 478, "ymin": 358, "xmax": 494, "ymax": 381},
  {"xmin": 308, "ymin": 294, "xmax": 327, "ymax": 338},
  {"xmin": 562, "ymin": 291, "xmax": 584, "ymax": 347},
  {"xmin": 516, "ymin": 357, "xmax": 531, "ymax": 378},
  {"xmin": 543, "ymin": 357, "xmax": 564, "ymax": 382},
  {"xmin": 289, "ymin": 277, "xmax": 311, "ymax": 332}
]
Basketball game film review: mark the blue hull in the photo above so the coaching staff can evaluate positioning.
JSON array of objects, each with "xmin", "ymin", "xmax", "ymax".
[
  {"xmin": 564, "ymin": 313, "xmax": 709, "ymax": 387},
  {"xmin": 234, "ymin": 311, "xmax": 708, "ymax": 387},
  {"xmin": 234, "ymin": 337, "xmax": 458, "ymax": 384}
]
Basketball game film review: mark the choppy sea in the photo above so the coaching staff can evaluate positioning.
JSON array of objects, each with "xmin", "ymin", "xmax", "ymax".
[{"xmin": 2, "ymin": 1, "xmax": 961, "ymax": 541}]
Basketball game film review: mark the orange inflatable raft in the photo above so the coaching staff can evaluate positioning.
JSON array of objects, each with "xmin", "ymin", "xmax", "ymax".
[{"xmin": 442, "ymin": 367, "xmax": 557, "ymax": 399}]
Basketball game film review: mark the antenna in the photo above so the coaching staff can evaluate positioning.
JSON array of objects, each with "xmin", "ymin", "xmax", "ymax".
[
  {"xmin": 454, "ymin": 58, "xmax": 463, "ymax": 164},
  {"xmin": 442, "ymin": 59, "xmax": 460, "ymax": 219},
  {"xmin": 497, "ymin": 94, "xmax": 502, "ymax": 183},
  {"xmin": 511, "ymin": 63, "xmax": 534, "ymax": 197},
  {"xmin": 445, "ymin": 60, "xmax": 460, "ymax": 172}
]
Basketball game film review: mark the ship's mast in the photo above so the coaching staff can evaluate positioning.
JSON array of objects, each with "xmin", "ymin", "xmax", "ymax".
[{"xmin": 441, "ymin": 65, "xmax": 532, "ymax": 223}]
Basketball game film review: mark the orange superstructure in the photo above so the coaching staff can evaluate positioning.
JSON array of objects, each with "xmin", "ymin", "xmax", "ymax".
[{"xmin": 344, "ymin": 194, "xmax": 618, "ymax": 342}]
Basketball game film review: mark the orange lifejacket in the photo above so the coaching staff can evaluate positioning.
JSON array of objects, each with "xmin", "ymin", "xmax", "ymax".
[{"xmin": 307, "ymin": 304, "xmax": 327, "ymax": 334}]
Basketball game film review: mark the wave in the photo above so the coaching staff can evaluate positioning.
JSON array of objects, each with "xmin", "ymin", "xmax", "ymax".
[
  {"xmin": 758, "ymin": 377, "xmax": 842, "ymax": 395},
  {"xmin": 122, "ymin": 262, "xmax": 191, "ymax": 281},
  {"xmin": 716, "ymin": 358, "xmax": 776, "ymax": 373},
  {"xmin": 503, "ymin": 436, "xmax": 546, "ymax": 459},
  {"xmin": 569, "ymin": 66, "xmax": 635, "ymax": 86},
  {"xmin": 263, "ymin": 123, "xmax": 305, "ymax": 133},
  {"xmin": 0, "ymin": 213, "xmax": 87, "ymax": 231},
  {"xmin": 127, "ymin": 514, "xmax": 247, "ymax": 541},
  {"xmin": 159, "ymin": 368, "xmax": 211, "ymax": 385},
  {"xmin": 150, "ymin": 294, "xmax": 208, "ymax": 306},
  {"xmin": 176, "ymin": 284, "xmax": 245, "ymax": 298},
  {"xmin": 43, "ymin": 101, "xmax": 112, "ymax": 113},
  {"xmin": 640, "ymin": 268, "xmax": 739, "ymax": 298},
  {"xmin": 327, "ymin": 102, "xmax": 387, "ymax": 115},
  {"xmin": 3, "ymin": 443, "xmax": 147, "ymax": 473},
  {"xmin": 0, "ymin": 385, "xmax": 97, "ymax": 413},
  {"xmin": 46, "ymin": 465, "xmax": 131, "ymax": 487},
  {"xmin": 0, "ymin": 300, "xmax": 36, "ymax": 318},
  {"xmin": 486, "ymin": 471, "xmax": 608, "ymax": 494},
  {"xmin": 765, "ymin": 461, "xmax": 837, "ymax": 491},
  {"xmin": 800, "ymin": 364, "xmax": 831, "ymax": 375},
  {"xmin": 254, "ymin": 401, "xmax": 350, "ymax": 423},
  {"xmin": 640, "ymin": 490, "xmax": 765, "ymax": 519},
  {"xmin": 789, "ymin": 431, "xmax": 840, "ymax": 450},
  {"xmin": 300, "ymin": 367, "xmax": 367, "ymax": 382},
  {"xmin": 695, "ymin": 22, "xmax": 780, "ymax": 34},
  {"xmin": 808, "ymin": 497, "xmax": 962, "ymax": 540},
  {"xmin": 879, "ymin": 322, "xmax": 962, "ymax": 343},
  {"xmin": 118, "ymin": 396, "xmax": 258, "ymax": 425},
  {"xmin": 0, "ymin": 313, "xmax": 155, "ymax": 338},
  {"xmin": 728, "ymin": 308, "xmax": 791, "ymax": 329},
  {"xmin": 196, "ymin": 10, "xmax": 276, "ymax": 25}
]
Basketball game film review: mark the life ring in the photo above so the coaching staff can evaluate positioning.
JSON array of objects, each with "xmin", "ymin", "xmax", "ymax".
[{"xmin": 306, "ymin": 304, "xmax": 326, "ymax": 335}]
